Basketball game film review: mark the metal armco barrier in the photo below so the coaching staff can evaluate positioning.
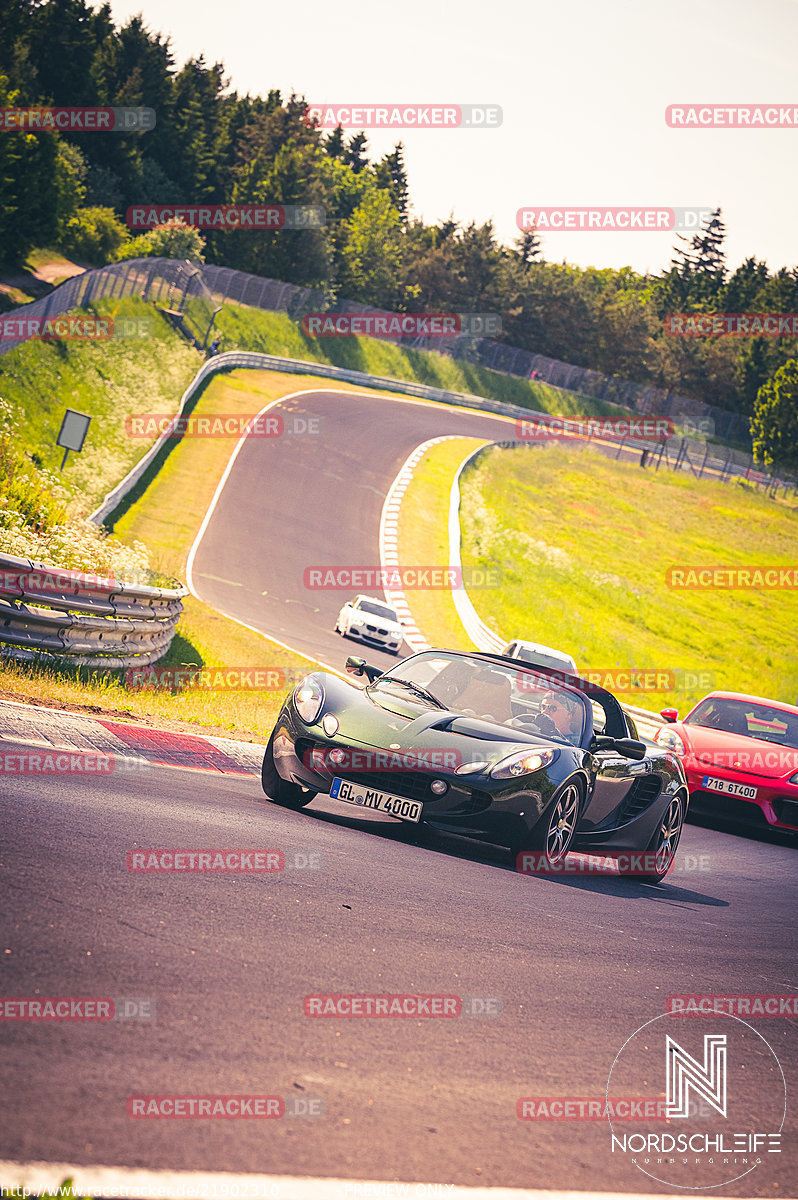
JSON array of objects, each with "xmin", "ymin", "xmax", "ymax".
[
  {"xmin": 88, "ymin": 350, "xmax": 565, "ymax": 526},
  {"xmin": 0, "ymin": 552, "xmax": 187, "ymax": 670}
]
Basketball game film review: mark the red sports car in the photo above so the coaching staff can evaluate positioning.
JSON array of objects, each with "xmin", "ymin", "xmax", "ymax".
[{"xmin": 654, "ymin": 691, "xmax": 798, "ymax": 835}]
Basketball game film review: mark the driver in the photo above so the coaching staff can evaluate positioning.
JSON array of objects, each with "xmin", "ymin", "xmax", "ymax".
[{"xmin": 536, "ymin": 690, "xmax": 584, "ymax": 743}]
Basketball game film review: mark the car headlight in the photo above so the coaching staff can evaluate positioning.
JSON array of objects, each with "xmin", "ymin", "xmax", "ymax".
[
  {"xmin": 293, "ymin": 676, "xmax": 324, "ymax": 724},
  {"xmin": 491, "ymin": 747, "xmax": 558, "ymax": 779},
  {"xmin": 455, "ymin": 760, "xmax": 491, "ymax": 776},
  {"xmin": 657, "ymin": 728, "xmax": 686, "ymax": 755}
]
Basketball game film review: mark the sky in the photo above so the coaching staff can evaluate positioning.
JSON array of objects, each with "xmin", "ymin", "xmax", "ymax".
[{"xmin": 104, "ymin": 0, "xmax": 798, "ymax": 278}]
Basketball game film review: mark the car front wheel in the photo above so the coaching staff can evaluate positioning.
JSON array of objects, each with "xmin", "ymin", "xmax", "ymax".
[
  {"xmin": 261, "ymin": 731, "xmax": 317, "ymax": 809},
  {"xmin": 638, "ymin": 793, "xmax": 686, "ymax": 882},
  {"xmin": 519, "ymin": 779, "xmax": 584, "ymax": 871}
]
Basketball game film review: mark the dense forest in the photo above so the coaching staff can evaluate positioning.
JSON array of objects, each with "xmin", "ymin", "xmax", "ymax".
[{"xmin": 1, "ymin": 0, "xmax": 797, "ymax": 419}]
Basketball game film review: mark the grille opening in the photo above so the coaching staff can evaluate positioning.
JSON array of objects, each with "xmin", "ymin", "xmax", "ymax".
[{"xmin": 619, "ymin": 774, "xmax": 663, "ymax": 821}]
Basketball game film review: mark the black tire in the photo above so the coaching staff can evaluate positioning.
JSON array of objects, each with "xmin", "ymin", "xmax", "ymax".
[
  {"xmin": 638, "ymin": 792, "xmax": 686, "ymax": 881},
  {"xmin": 260, "ymin": 731, "xmax": 316, "ymax": 809},
  {"xmin": 518, "ymin": 778, "xmax": 584, "ymax": 870}
]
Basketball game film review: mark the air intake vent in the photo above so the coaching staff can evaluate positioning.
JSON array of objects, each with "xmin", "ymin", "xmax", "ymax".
[{"xmin": 620, "ymin": 774, "xmax": 663, "ymax": 821}]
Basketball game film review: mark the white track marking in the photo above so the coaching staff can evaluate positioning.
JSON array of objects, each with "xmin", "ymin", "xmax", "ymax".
[
  {"xmin": 0, "ymin": 1161, "xmax": 742, "ymax": 1200},
  {"xmin": 378, "ymin": 437, "xmax": 461, "ymax": 652}
]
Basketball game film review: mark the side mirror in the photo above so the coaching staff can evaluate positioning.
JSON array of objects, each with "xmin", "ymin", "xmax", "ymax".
[
  {"xmin": 613, "ymin": 738, "xmax": 648, "ymax": 760},
  {"xmin": 346, "ymin": 656, "xmax": 382, "ymax": 683},
  {"xmin": 592, "ymin": 735, "xmax": 648, "ymax": 760},
  {"xmin": 660, "ymin": 708, "xmax": 679, "ymax": 723}
]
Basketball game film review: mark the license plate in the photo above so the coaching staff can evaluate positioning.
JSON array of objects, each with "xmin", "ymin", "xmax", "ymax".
[
  {"xmin": 330, "ymin": 777, "xmax": 422, "ymax": 823},
  {"xmin": 702, "ymin": 776, "xmax": 758, "ymax": 800}
]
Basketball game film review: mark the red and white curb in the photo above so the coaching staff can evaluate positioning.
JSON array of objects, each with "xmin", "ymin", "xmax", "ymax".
[
  {"xmin": 0, "ymin": 697, "xmax": 263, "ymax": 776},
  {"xmin": 0, "ymin": 1161, "xmax": 754, "ymax": 1200},
  {"xmin": 379, "ymin": 436, "xmax": 461, "ymax": 654}
]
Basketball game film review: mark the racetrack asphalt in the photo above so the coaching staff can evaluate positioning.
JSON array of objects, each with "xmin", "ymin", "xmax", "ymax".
[
  {"xmin": 1, "ymin": 743, "xmax": 796, "ymax": 1194},
  {"xmin": 2, "ymin": 384, "xmax": 796, "ymax": 1196}
]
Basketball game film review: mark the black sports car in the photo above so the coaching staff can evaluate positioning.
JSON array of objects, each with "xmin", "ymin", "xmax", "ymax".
[{"xmin": 261, "ymin": 649, "xmax": 689, "ymax": 881}]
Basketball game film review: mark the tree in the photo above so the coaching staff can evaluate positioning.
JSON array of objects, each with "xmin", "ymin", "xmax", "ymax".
[
  {"xmin": 60, "ymin": 205, "xmax": 129, "ymax": 263},
  {"xmin": 751, "ymin": 359, "xmax": 798, "ymax": 474},
  {"xmin": 53, "ymin": 140, "xmax": 87, "ymax": 237},
  {"xmin": 514, "ymin": 228, "xmax": 542, "ymax": 268},
  {"xmin": 347, "ymin": 131, "xmax": 368, "ymax": 173},
  {"xmin": 337, "ymin": 188, "xmax": 403, "ymax": 307},
  {"xmin": 375, "ymin": 143, "xmax": 409, "ymax": 220},
  {"xmin": 660, "ymin": 207, "xmax": 727, "ymax": 311},
  {"xmin": 115, "ymin": 217, "xmax": 204, "ymax": 263},
  {"xmin": 0, "ymin": 74, "xmax": 60, "ymax": 261},
  {"xmin": 324, "ymin": 125, "xmax": 346, "ymax": 160}
]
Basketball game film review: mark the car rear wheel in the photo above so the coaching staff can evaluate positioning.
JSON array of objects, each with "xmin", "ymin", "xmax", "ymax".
[
  {"xmin": 520, "ymin": 779, "xmax": 584, "ymax": 870},
  {"xmin": 260, "ymin": 731, "xmax": 317, "ymax": 809},
  {"xmin": 639, "ymin": 793, "xmax": 686, "ymax": 881}
]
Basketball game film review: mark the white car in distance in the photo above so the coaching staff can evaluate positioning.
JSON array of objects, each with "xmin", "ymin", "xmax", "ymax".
[
  {"xmin": 502, "ymin": 639, "xmax": 577, "ymax": 674},
  {"xmin": 335, "ymin": 595, "xmax": 404, "ymax": 655}
]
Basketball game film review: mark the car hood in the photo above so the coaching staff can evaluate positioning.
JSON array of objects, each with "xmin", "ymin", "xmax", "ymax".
[
  {"xmin": 681, "ymin": 723, "xmax": 798, "ymax": 780},
  {"xmin": 325, "ymin": 684, "xmax": 553, "ymax": 769}
]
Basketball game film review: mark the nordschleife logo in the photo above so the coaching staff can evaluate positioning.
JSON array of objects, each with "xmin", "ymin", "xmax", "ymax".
[{"xmin": 606, "ymin": 1013, "xmax": 785, "ymax": 1189}]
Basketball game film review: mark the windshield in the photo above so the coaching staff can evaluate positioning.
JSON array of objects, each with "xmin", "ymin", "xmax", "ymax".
[
  {"xmin": 357, "ymin": 599, "xmax": 398, "ymax": 621},
  {"xmin": 514, "ymin": 646, "xmax": 575, "ymax": 672},
  {"xmin": 687, "ymin": 697, "xmax": 798, "ymax": 749},
  {"xmin": 376, "ymin": 651, "xmax": 589, "ymax": 745}
]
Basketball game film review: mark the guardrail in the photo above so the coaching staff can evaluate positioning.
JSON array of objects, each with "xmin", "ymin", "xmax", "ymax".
[
  {"xmin": 0, "ymin": 552, "xmax": 187, "ymax": 670},
  {"xmin": 89, "ymin": 349, "xmax": 555, "ymax": 525}
]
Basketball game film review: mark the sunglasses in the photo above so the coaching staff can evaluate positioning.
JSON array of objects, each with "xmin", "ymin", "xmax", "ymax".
[{"xmin": 541, "ymin": 700, "xmax": 565, "ymax": 713}]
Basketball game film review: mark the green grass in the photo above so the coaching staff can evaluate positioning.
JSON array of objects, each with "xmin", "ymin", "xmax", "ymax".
[
  {"xmin": 453, "ymin": 442, "xmax": 798, "ymax": 712},
  {"xmin": 0, "ymin": 296, "xmax": 201, "ymax": 507},
  {"xmin": 0, "ymin": 275, "xmax": 765, "ymax": 732},
  {"xmin": 213, "ymin": 304, "xmax": 632, "ymax": 421},
  {"xmin": 397, "ymin": 436, "xmax": 487, "ymax": 651}
]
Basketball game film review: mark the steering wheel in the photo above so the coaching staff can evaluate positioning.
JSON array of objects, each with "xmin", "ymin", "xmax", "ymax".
[{"xmin": 506, "ymin": 712, "xmax": 556, "ymax": 735}]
